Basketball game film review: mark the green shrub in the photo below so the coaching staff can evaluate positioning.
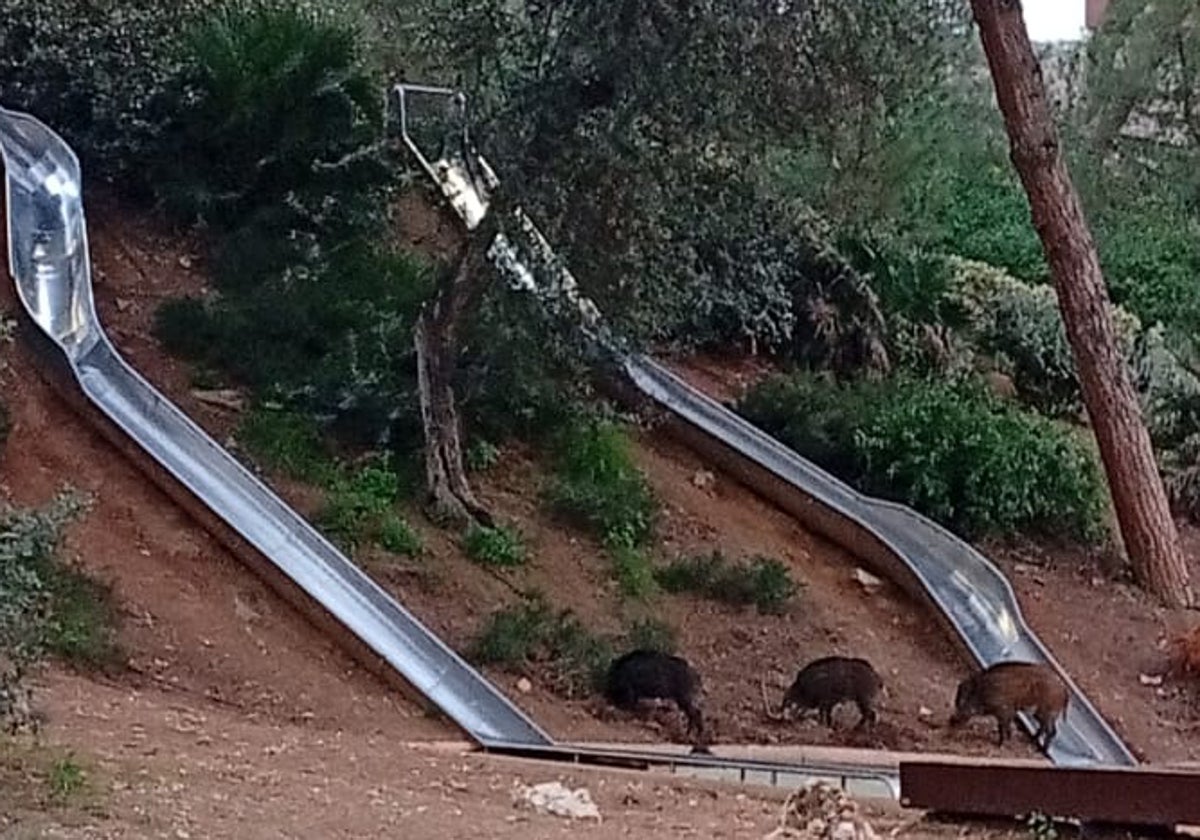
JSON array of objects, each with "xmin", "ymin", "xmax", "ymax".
[
  {"xmin": 462, "ymin": 525, "xmax": 527, "ymax": 567},
  {"xmin": 465, "ymin": 440, "xmax": 501, "ymax": 472},
  {"xmin": 316, "ymin": 456, "xmax": 410, "ymax": 549},
  {"xmin": 46, "ymin": 756, "xmax": 87, "ymax": 803},
  {"xmin": 152, "ymin": 0, "xmax": 384, "ymax": 240},
  {"xmin": 546, "ymin": 418, "xmax": 657, "ymax": 546},
  {"xmin": 237, "ymin": 405, "xmax": 338, "ymax": 486},
  {"xmin": 623, "ymin": 616, "xmax": 677, "ymax": 654},
  {"xmin": 470, "ymin": 598, "xmax": 613, "ymax": 697},
  {"xmin": 947, "ymin": 259, "xmax": 1200, "ymax": 441},
  {"xmin": 604, "ymin": 527, "xmax": 658, "ymax": 600},
  {"xmin": 1095, "ymin": 197, "xmax": 1200, "ymax": 336},
  {"xmin": 378, "ymin": 514, "xmax": 422, "ymax": 557},
  {"xmin": 0, "ymin": 0, "xmax": 214, "ymax": 183},
  {"xmin": 656, "ymin": 551, "xmax": 799, "ymax": 615},
  {"xmin": 470, "ymin": 600, "xmax": 549, "ymax": 667},
  {"xmin": 739, "ymin": 374, "xmax": 1106, "ymax": 541},
  {"xmin": 0, "ymin": 491, "xmax": 121, "ymax": 670},
  {"xmin": 154, "ymin": 246, "xmax": 432, "ymax": 453}
]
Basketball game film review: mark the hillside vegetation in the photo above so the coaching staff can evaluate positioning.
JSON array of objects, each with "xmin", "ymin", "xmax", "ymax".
[{"xmin": 3, "ymin": 0, "xmax": 1200, "ymax": 700}]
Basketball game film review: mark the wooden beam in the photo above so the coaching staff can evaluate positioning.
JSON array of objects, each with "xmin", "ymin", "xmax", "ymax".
[{"xmin": 901, "ymin": 760, "xmax": 1200, "ymax": 829}]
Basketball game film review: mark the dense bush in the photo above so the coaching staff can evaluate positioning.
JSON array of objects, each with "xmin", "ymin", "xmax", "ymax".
[
  {"xmin": 237, "ymin": 406, "xmax": 338, "ymax": 486},
  {"xmin": 470, "ymin": 597, "xmax": 613, "ymax": 697},
  {"xmin": 739, "ymin": 374, "xmax": 1106, "ymax": 541},
  {"xmin": 316, "ymin": 456, "xmax": 420, "ymax": 555},
  {"xmin": 947, "ymin": 259, "xmax": 1200, "ymax": 442},
  {"xmin": 151, "ymin": 0, "xmax": 385, "ymax": 243},
  {"xmin": 462, "ymin": 525, "xmax": 526, "ymax": 567},
  {"xmin": 0, "ymin": 0, "xmax": 214, "ymax": 183},
  {"xmin": 656, "ymin": 551, "xmax": 799, "ymax": 615},
  {"xmin": 912, "ymin": 164, "xmax": 1047, "ymax": 283},
  {"xmin": 156, "ymin": 243, "xmax": 433, "ymax": 449},
  {"xmin": 546, "ymin": 418, "xmax": 657, "ymax": 547},
  {"xmin": 0, "ymin": 492, "xmax": 120, "ymax": 670},
  {"xmin": 1094, "ymin": 199, "xmax": 1200, "ymax": 337}
]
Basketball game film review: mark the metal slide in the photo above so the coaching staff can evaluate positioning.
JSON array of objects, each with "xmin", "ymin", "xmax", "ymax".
[
  {"xmin": 0, "ymin": 106, "xmax": 901, "ymax": 798},
  {"xmin": 393, "ymin": 84, "xmax": 1136, "ymax": 769},
  {"xmin": 0, "ymin": 104, "xmax": 550, "ymax": 748}
]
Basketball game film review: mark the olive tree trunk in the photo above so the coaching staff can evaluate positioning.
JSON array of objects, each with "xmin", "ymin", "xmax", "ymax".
[
  {"xmin": 414, "ymin": 217, "xmax": 498, "ymax": 527},
  {"xmin": 970, "ymin": 0, "xmax": 1193, "ymax": 607}
]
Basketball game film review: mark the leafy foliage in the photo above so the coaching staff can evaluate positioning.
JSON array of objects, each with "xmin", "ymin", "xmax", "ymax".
[
  {"xmin": 469, "ymin": 596, "xmax": 613, "ymax": 697},
  {"xmin": 462, "ymin": 525, "xmax": 527, "ymax": 567},
  {"xmin": 739, "ymin": 374, "xmax": 1106, "ymax": 541},
  {"xmin": 546, "ymin": 418, "xmax": 657, "ymax": 547},
  {"xmin": 603, "ymin": 527, "xmax": 658, "ymax": 601},
  {"xmin": 155, "ymin": 244, "xmax": 434, "ymax": 451},
  {"xmin": 237, "ymin": 405, "xmax": 339, "ymax": 486},
  {"xmin": 152, "ymin": 0, "xmax": 385, "ymax": 242},
  {"xmin": 316, "ymin": 456, "xmax": 418, "ymax": 553},
  {"xmin": 947, "ymin": 259, "xmax": 1200, "ymax": 443},
  {"xmin": 622, "ymin": 616, "xmax": 677, "ymax": 654},
  {"xmin": 377, "ymin": 516, "xmax": 423, "ymax": 557},
  {"xmin": 0, "ymin": 492, "xmax": 120, "ymax": 670},
  {"xmin": 0, "ymin": 0, "xmax": 215, "ymax": 184},
  {"xmin": 383, "ymin": 0, "xmax": 968, "ymax": 353},
  {"xmin": 656, "ymin": 551, "xmax": 800, "ymax": 615}
]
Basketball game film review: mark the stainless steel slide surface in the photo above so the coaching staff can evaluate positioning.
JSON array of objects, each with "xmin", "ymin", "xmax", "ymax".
[
  {"xmin": 623, "ymin": 358, "xmax": 1138, "ymax": 768},
  {"xmin": 0, "ymin": 105, "xmax": 553, "ymax": 748},
  {"xmin": 392, "ymin": 83, "xmax": 1137, "ymax": 769}
]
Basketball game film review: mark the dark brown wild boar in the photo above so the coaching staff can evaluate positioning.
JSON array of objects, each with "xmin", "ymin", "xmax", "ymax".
[
  {"xmin": 605, "ymin": 649, "xmax": 710, "ymax": 752},
  {"xmin": 763, "ymin": 656, "xmax": 882, "ymax": 729},
  {"xmin": 949, "ymin": 661, "xmax": 1069, "ymax": 751}
]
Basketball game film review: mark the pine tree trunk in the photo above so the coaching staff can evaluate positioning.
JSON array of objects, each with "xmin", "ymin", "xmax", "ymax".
[
  {"xmin": 971, "ymin": 0, "xmax": 1193, "ymax": 607},
  {"xmin": 414, "ymin": 230, "xmax": 496, "ymax": 528}
]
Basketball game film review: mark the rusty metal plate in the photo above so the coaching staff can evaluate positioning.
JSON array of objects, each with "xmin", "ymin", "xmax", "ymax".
[{"xmin": 900, "ymin": 760, "xmax": 1200, "ymax": 828}]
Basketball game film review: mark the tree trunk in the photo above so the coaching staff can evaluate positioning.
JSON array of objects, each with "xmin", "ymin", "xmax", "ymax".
[
  {"xmin": 414, "ymin": 224, "xmax": 497, "ymax": 528},
  {"xmin": 971, "ymin": 0, "xmax": 1193, "ymax": 607}
]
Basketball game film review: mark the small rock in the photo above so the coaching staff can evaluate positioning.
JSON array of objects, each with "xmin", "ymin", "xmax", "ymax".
[
  {"xmin": 852, "ymin": 568, "xmax": 883, "ymax": 590},
  {"xmin": 115, "ymin": 297, "xmax": 134, "ymax": 312},
  {"xmin": 515, "ymin": 781, "xmax": 601, "ymax": 821},
  {"xmin": 691, "ymin": 470, "xmax": 716, "ymax": 492},
  {"xmin": 1139, "ymin": 673, "xmax": 1164, "ymax": 687},
  {"xmin": 179, "ymin": 255, "xmax": 194, "ymax": 270},
  {"xmin": 516, "ymin": 677, "xmax": 533, "ymax": 694},
  {"xmin": 917, "ymin": 705, "xmax": 933, "ymax": 719}
]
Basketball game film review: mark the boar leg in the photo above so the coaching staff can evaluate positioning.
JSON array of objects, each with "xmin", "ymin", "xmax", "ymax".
[
  {"xmin": 996, "ymin": 715, "xmax": 1012, "ymax": 746},
  {"xmin": 854, "ymin": 701, "xmax": 877, "ymax": 731},
  {"xmin": 818, "ymin": 705, "xmax": 834, "ymax": 728}
]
